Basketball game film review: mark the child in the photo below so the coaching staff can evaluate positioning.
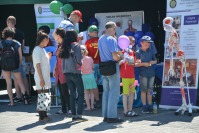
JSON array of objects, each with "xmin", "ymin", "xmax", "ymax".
[
  {"xmin": 81, "ymin": 45, "xmax": 97, "ymax": 111},
  {"xmin": 119, "ymin": 36, "xmax": 138, "ymax": 117}
]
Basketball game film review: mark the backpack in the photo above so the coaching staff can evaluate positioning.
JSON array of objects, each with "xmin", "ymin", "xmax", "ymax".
[{"xmin": 0, "ymin": 40, "xmax": 19, "ymax": 71}]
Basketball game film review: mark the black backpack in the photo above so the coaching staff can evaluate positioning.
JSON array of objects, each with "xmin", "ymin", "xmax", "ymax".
[{"xmin": 0, "ymin": 40, "xmax": 19, "ymax": 71}]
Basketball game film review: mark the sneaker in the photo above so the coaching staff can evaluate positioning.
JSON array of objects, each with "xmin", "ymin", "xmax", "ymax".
[
  {"xmin": 72, "ymin": 116, "xmax": 88, "ymax": 122},
  {"xmin": 148, "ymin": 105, "xmax": 153, "ymax": 113},
  {"xmin": 13, "ymin": 97, "xmax": 23, "ymax": 103},
  {"xmin": 142, "ymin": 106, "xmax": 149, "ymax": 114},
  {"xmin": 94, "ymin": 101, "xmax": 101, "ymax": 108},
  {"xmin": 55, "ymin": 110, "xmax": 66, "ymax": 115},
  {"xmin": 107, "ymin": 118, "xmax": 123, "ymax": 123}
]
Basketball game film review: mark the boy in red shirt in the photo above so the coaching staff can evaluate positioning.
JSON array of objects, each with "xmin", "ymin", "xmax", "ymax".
[{"xmin": 119, "ymin": 36, "xmax": 138, "ymax": 117}]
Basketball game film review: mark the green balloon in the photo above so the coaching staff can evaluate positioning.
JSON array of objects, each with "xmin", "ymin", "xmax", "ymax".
[
  {"xmin": 50, "ymin": 1, "xmax": 63, "ymax": 14},
  {"xmin": 63, "ymin": 4, "xmax": 73, "ymax": 14}
]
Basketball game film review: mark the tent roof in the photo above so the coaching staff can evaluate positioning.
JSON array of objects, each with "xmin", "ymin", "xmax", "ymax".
[{"xmin": 0, "ymin": 0, "xmax": 100, "ymax": 5}]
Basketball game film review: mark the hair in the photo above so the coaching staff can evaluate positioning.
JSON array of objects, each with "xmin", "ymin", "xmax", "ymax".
[
  {"xmin": 38, "ymin": 25, "xmax": 50, "ymax": 35},
  {"xmin": 55, "ymin": 28, "xmax": 66, "ymax": 39},
  {"xmin": 35, "ymin": 31, "xmax": 49, "ymax": 46},
  {"xmin": 7, "ymin": 16, "xmax": 16, "ymax": 25},
  {"xmin": 2, "ymin": 27, "xmax": 15, "ymax": 39},
  {"xmin": 105, "ymin": 21, "xmax": 116, "ymax": 29},
  {"xmin": 59, "ymin": 30, "xmax": 78, "ymax": 58}
]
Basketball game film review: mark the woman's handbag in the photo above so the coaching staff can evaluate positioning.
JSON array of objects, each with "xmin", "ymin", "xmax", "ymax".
[
  {"xmin": 99, "ymin": 61, "xmax": 116, "ymax": 76},
  {"xmin": 36, "ymin": 88, "xmax": 51, "ymax": 111}
]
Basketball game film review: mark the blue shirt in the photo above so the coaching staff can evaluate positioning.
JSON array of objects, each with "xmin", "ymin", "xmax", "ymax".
[
  {"xmin": 59, "ymin": 19, "xmax": 74, "ymax": 31},
  {"xmin": 98, "ymin": 35, "xmax": 118, "ymax": 62},
  {"xmin": 136, "ymin": 48, "xmax": 156, "ymax": 77}
]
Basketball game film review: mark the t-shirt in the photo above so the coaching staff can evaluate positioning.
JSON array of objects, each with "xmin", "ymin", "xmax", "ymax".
[
  {"xmin": 120, "ymin": 63, "xmax": 135, "ymax": 78},
  {"xmin": 98, "ymin": 35, "xmax": 119, "ymax": 62},
  {"xmin": 136, "ymin": 48, "xmax": 156, "ymax": 77},
  {"xmin": 59, "ymin": 19, "xmax": 74, "ymax": 31},
  {"xmin": 32, "ymin": 46, "xmax": 51, "ymax": 90},
  {"xmin": 85, "ymin": 37, "xmax": 100, "ymax": 64},
  {"xmin": 82, "ymin": 56, "xmax": 94, "ymax": 74},
  {"xmin": 14, "ymin": 28, "xmax": 24, "ymax": 45}
]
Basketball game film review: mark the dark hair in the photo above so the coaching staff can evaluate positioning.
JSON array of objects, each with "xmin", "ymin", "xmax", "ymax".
[
  {"xmin": 55, "ymin": 28, "xmax": 66, "ymax": 39},
  {"xmin": 59, "ymin": 30, "xmax": 77, "ymax": 58},
  {"xmin": 35, "ymin": 31, "xmax": 49, "ymax": 46},
  {"xmin": 38, "ymin": 25, "xmax": 50, "ymax": 35},
  {"xmin": 2, "ymin": 27, "xmax": 15, "ymax": 39}
]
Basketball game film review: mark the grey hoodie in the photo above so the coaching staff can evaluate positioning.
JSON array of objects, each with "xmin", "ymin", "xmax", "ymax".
[{"xmin": 62, "ymin": 43, "xmax": 82, "ymax": 74}]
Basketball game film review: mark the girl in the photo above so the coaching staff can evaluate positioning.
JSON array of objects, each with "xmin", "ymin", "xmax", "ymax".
[
  {"xmin": 32, "ymin": 31, "xmax": 51, "ymax": 121},
  {"xmin": 0, "ymin": 27, "xmax": 30, "ymax": 106},
  {"xmin": 81, "ymin": 45, "xmax": 97, "ymax": 111},
  {"xmin": 59, "ymin": 30, "xmax": 87, "ymax": 122},
  {"xmin": 52, "ymin": 28, "xmax": 71, "ymax": 115}
]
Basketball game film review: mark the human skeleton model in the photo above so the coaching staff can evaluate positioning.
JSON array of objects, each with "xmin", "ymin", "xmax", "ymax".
[{"xmin": 163, "ymin": 17, "xmax": 199, "ymax": 115}]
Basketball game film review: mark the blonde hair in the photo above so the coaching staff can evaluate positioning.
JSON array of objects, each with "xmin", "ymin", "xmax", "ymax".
[{"xmin": 7, "ymin": 16, "xmax": 16, "ymax": 25}]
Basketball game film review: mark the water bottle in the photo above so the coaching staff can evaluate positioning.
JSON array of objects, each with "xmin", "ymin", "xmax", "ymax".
[{"xmin": 153, "ymin": 102, "xmax": 158, "ymax": 114}]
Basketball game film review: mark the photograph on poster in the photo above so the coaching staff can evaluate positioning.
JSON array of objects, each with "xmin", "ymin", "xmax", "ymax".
[
  {"xmin": 165, "ymin": 45, "xmax": 178, "ymax": 58},
  {"xmin": 171, "ymin": 15, "xmax": 181, "ymax": 30},
  {"xmin": 163, "ymin": 59, "xmax": 197, "ymax": 87}
]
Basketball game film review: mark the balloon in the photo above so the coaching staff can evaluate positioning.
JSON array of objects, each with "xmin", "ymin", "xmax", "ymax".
[
  {"xmin": 146, "ymin": 32, "xmax": 155, "ymax": 40},
  {"xmin": 138, "ymin": 38, "xmax": 142, "ymax": 47},
  {"xmin": 63, "ymin": 3, "xmax": 73, "ymax": 14},
  {"xmin": 50, "ymin": 1, "xmax": 63, "ymax": 14},
  {"xmin": 88, "ymin": 17, "xmax": 99, "ymax": 26},
  {"xmin": 118, "ymin": 35, "xmax": 130, "ymax": 49}
]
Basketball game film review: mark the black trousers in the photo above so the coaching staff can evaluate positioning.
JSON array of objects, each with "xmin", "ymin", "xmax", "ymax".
[{"xmin": 57, "ymin": 80, "xmax": 71, "ymax": 113}]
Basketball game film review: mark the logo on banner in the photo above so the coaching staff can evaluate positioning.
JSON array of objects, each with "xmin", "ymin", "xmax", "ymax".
[
  {"xmin": 170, "ymin": 0, "xmax": 177, "ymax": 8},
  {"xmin": 38, "ymin": 6, "xmax": 42, "ymax": 14}
]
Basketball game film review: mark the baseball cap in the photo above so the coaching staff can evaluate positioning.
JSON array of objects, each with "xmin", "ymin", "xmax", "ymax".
[
  {"xmin": 71, "ymin": 10, "xmax": 83, "ymax": 22},
  {"xmin": 140, "ymin": 36, "xmax": 153, "ymax": 43},
  {"xmin": 88, "ymin": 25, "xmax": 98, "ymax": 32}
]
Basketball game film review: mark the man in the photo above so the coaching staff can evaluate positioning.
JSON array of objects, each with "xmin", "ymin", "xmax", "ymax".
[
  {"xmin": 6, "ymin": 16, "xmax": 30, "ymax": 102},
  {"xmin": 98, "ymin": 21, "xmax": 123, "ymax": 123},
  {"xmin": 59, "ymin": 10, "xmax": 83, "ymax": 31},
  {"xmin": 85, "ymin": 25, "xmax": 102, "ymax": 108},
  {"xmin": 124, "ymin": 20, "xmax": 137, "ymax": 35}
]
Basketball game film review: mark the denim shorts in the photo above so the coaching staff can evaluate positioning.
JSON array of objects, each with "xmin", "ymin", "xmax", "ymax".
[
  {"xmin": 11, "ymin": 65, "xmax": 26, "ymax": 79},
  {"xmin": 139, "ymin": 76, "xmax": 155, "ymax": 92}
]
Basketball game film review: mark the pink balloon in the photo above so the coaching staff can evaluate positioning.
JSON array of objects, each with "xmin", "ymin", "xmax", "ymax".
[{"xmin": 118, "ymin": 35, "xmax": 130, "ymax": 49}]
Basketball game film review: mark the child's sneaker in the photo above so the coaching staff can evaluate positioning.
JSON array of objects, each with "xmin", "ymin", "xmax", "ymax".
[
  {"xmin": 142, "ymin": 105, "xmax": 149, "ymax": 114},
  {"xmin": 148, "ymin": 105, "xmax": 153, "ymax": 113}
]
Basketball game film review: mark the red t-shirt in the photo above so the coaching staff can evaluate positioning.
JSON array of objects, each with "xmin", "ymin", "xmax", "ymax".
[
  {"xmin": 120, "ymin": 63, "xmax": 135, "ymax": 78},
  {"xmin": 85, "ymin": 37, "xmax": 100, "ymax": 64}
]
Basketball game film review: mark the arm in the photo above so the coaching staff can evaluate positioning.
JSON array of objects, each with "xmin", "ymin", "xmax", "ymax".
[
  {"xmin": 36, "ymin": 63, "xmax": 45, "ymax": 87},
  {"xmin": 112, "ymin": 52, "xmax": 121, "ymax": 61},
  {"xmin": 74, "ymin": 45, "xmax": 83, "ymax": 65},
  {"xmin": 18, "ymin": 46, "xmax": 22, "ymax": 66}
]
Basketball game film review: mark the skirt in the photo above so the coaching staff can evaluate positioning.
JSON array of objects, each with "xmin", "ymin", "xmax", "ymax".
[{"xmin": 82, "ymin": 73, "xmax": 97, "ymax": 90}]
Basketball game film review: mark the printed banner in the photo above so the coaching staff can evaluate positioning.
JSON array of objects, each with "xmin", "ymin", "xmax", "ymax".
[
  {"xmin": 160, "ymin": 0, "xmax": 199, "ymax": 109},
  {"xmin": 34, "ymin": 4, "xmax": 64, "ymax": 45},
  {"xmin": 95, "ymin": 11, "xmax": 144, "ymax": 37}
]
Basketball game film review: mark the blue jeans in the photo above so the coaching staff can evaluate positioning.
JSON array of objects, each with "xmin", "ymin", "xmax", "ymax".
[
  {"xmin": 65, "ymin": 73, "xmax": 84, "ymax": 116},
  {"xmin": 93, "ymin": 64, "xmax": 103, "ymax": 85},
  {"xmin": 102, "ymin": 63, "xmax": 120, "ymax": 118}
]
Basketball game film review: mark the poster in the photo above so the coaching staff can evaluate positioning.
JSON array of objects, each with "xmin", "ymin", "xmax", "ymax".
[
  {"xmin": 160, "ymin": 0, "xmax": 199, "ymax": 109},
  {"xmin": 34, "ymin": 4, "xmax": 64, "ymax": 45},
  {"xmin": 95, "ymin": 11, "xmax": 144, "ymax": 37}
]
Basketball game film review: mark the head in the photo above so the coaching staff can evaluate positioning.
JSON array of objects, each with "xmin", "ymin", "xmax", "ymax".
[
  {"xmin": 2, "ymin": 27, "xmax": 15, "ymax": 40},
  {"xmin": 35, "ymin": 31, "xmax": 49, "ymax": 48},
  {"xmin": 53, "ymin": 28, "xmax": 66, "ymax": 44},
  {"xmin": 105, "ymin": 21, "xmax": 116, "ymax": 36},
  {"xmin": 69, "ymin": 10, "xmax": 83, "ymax": 24},
  {"xmin": 80, "ymin": 45, "xmax": 88, "ymax": 56},
  {"xmin": 128, "ymin": 36, "xmax": 135, "ymax": 47},
  {"xmin": 88, "ymin": 25, "xmax": 98, "ymax": 38},
  {"xmin": 163, "ymin": 17, "xmax": 174, "ymax": 32},
  {"xmin": 60, "ymin": 30, "xmax": 78, "ymax": 58},
  {"xmin": 38, "ymin": 25, "xmax": 50, "ymax": 35},
  {"xmin": 128, "ymin": 20, "xmax": 132, "ymax": 26},
  {"xmin": 140, "ymin": 36, "xmax": 153, "ymax": 50},
  {"xmin": 6, "ymin": 16, "xmax": 16, "ymax": 28}
]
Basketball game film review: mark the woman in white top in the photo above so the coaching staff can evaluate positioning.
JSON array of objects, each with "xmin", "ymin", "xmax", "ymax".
[{"xmin": 32, "ymin": 31, "xmax": 51, "ymax": 122}]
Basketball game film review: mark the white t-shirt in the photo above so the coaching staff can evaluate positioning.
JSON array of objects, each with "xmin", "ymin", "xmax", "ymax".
[{"xmin": 32, "ymin": 46, "xmax": 51, "ymax": 90}]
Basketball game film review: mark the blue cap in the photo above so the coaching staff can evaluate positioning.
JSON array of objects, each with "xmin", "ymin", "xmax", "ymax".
[{"xmin": 140, "ymin": 36, "xmax": 153, "ymax": 43}]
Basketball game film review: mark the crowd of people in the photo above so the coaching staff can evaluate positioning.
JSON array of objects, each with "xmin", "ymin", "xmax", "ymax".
[{"xmin": 0, "ymin": 10, "xmax": 157, "ymax": 123}]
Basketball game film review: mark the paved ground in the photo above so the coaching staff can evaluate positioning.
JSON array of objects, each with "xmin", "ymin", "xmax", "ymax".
[{"xmin": 1, "ymin": 94, "xmax": 199, "ymax": 133}]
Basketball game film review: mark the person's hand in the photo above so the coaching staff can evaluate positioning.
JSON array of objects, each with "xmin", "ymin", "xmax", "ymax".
[
  {"xmin": 40, "ymin": 79, "xmax": 45, "ymax": 88},
  {"xmin": 53, "ymin": 70, "xmax": 56, "ymax": 77},
  {"xmin": 47, "ymin": 52, "xmax": 52, "ymax": 60},
  {"xmin": 149, "ymin": 61, "xmax": 154, "ymax": 65}
]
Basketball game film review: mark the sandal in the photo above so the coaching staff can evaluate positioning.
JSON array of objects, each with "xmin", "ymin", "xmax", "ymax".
[
  {"xmin": 124, "ymin": 111, "xmax": 138, "ymax": 117},
  {"xmin": 84, "ymin": 108, "xmax": 91, "ymax": 111},
  {"xmin": 23, "ymin": 92, "xmax": 31, "ymax": 105},
  {"xmin": 8, "ymin": 102, "xmax": 14, "ymax": 106}
]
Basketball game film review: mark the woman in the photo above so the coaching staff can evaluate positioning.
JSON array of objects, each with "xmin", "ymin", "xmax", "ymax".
[
  {"xmin": 52, "ymin": 28, "xmax": 71, "ymax": 115},
  {"xmin": 32, "ymin": 31, "xmax": 51, "ymax": 121},
  {"xmin": 0, "ymin": 27, "xmax": 30, "ymax": 106},
  {"xmin": 59, "ymin": 30, "xmax": 87, "ymax": 122}
]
